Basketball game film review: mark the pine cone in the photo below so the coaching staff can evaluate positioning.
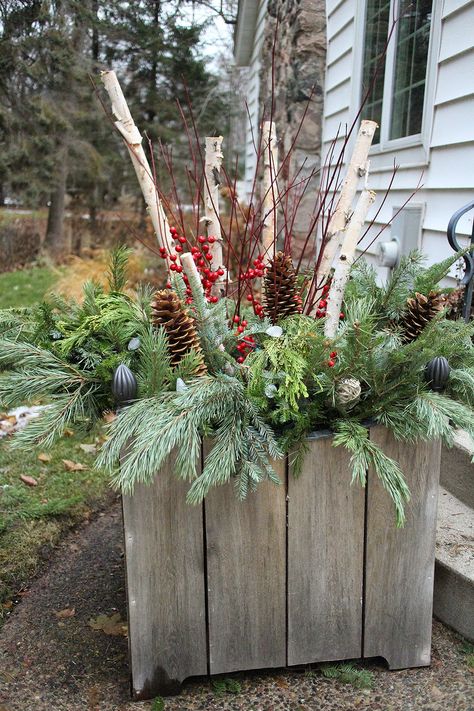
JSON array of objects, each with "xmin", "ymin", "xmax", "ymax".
[
  {"xmin": 400, "ymin": 291, "xmax": 446, "ymax": 343},
  {"xmin": 263, "ymin": 251, "xmax": 301, "ymax": 324},
  {"xmin": 445, "ymin": 287, "xmax": 465, "ymax": 321},
  {"xmin": 151, "ymin": 290, "xmax": 207, "ymax": 375}
]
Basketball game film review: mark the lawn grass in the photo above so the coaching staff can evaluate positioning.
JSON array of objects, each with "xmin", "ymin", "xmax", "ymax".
[
  {"xmin": 0, "ymin": 265, "xmax": 62, "ymax": 308},
  {"xmin": 0, "ymin": 429, "xmax": 111, "ymax": 610}
]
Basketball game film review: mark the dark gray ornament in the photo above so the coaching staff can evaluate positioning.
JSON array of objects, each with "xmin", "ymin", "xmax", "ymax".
[
  {"xmin": 112, "ymin": 363, "xmax": 137, "ymax": 406},
  {"xmin": 424, "ymin": 356, "xmax": 450, "ymax": 392}
]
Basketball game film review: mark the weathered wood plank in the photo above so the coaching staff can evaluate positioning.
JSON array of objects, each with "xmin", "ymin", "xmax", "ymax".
[
  {"xmin": 205, "ymin": 456, "xmax": 287, "ymax": 674},
  {"xmin": 122, "ymin": 450, "xmax": 207, "ymax": 699},
  {"xmin": 287, "ymin": 434, "xmax": 365, "ymax": 665},
  {"xmin": 364, "ymin": 427, "xmax": 441, "ymax": 669}
]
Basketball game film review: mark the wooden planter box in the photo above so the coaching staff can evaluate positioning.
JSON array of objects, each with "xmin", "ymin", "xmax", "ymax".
[{"xmin": 122, "ymin": 426, "xmax": 441, "ymax": 700}]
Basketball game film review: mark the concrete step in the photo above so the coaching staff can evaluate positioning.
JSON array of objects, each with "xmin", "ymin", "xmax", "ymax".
[
  {"xmin": 440, "ymin": 430, "xmax": 474, "ymax": 508},
  {"xmin": 434, "ymin": 486, "xmax": 474, "ymax": 642}
]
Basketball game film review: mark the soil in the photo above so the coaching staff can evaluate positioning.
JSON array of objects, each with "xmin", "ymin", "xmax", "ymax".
[{"xmin": 0, "ymin": 499, "xmax": 472, "ymax": 711}]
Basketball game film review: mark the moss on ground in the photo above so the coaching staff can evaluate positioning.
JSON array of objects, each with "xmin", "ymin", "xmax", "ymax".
[{"xmin": 0, "ymin": 430, "xmax": 111, "ymax": 611}]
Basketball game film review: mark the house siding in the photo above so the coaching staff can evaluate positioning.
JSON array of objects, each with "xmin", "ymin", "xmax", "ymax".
[{"xmin": 321, "ymin": 0, "xmax": 474, "ymax": 283}]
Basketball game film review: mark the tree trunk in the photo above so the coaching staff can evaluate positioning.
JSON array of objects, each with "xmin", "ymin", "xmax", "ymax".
[{"xmin": 44, "ymin": 148, "xmax": 68, "ymax": 260}]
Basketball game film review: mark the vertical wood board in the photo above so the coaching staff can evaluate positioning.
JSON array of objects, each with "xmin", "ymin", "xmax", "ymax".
[
  {"xmin": 287, "ymin": 436, "xmax": 365, "ymax": 665},
  {"xmin": 122, "ymin": 451, "xmax": 207, "ymax": 699},
  {"xmin": 205, "ymin": 455, "xmax": 287, "ymax": 674},
  {"xmin": 364, "ymin": 427, "xmax": 441, "ymax": 669}
]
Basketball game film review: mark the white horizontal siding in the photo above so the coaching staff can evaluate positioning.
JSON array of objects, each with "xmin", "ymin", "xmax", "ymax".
[{"xmin": 321, "ymin": 0, "xmax": 474, "ymax": 283}]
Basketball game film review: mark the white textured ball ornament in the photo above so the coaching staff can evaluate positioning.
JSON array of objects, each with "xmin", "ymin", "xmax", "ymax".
[{"xmin": 336, "ymin": 378, "xmax": 361, "ymax": 408}]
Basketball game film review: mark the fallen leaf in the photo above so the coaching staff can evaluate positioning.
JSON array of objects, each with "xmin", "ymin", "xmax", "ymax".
[
  {"xmin": 2, "ymin": 600, "xmax": 13, "ymax": 610},
  {"xmin": 55, "ymin": 607, "xmax": 76, "ymax": 619},
  {"xmin": 20, "ymin": 474, "xmax": 38, "ymax": 487},
  {"xmin": 63, "ymin": 427, "xmax": 74, "ymax": 437},
  {"xmin": 79, "ymin": 443, "xmax": 97, "ymax": 455},
  {"xmin": 62, "ymin": 459, "xmax": 87, "ymax": 472},
  {"xmin": 88, "ymin": 612, "xmax": 127, "ymax": 636},
  {"xmin": 103, "ymin": 411, "xmax": 117, "ymax": 424},
  {"xmin": 38, "ymin": 453, "xmax": 52, "ymax": 463}
]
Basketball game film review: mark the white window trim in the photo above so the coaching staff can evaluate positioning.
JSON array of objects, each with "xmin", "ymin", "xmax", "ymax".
[{"xmin": 350, "ymin": 0, "xmax": 442, "ymax": 163}]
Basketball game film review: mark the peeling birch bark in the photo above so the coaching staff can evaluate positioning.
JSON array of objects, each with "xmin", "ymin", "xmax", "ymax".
[
  {"xmin": 317, "ymin": 120, "xmax": 377, "ymax": 287},
  {"xmin": 324, "ymin": 188, "xmax": 376, "ymax": 338},
  {"xmin": 203, "ymin": 136, "xmax": 226, "ymax": 293},
  {"xmin": 101, "ymin": 70, "xmax": 175, "ymax": 265},
  {"xmin": 261, "ymin": 121, "xmax": 278, "ymax": 265},
  {"xmin": 180, "ymin": 252, "xmax": 204, "ymax": 295}
]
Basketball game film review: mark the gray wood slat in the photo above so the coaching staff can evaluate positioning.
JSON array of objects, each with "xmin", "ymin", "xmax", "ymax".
[
  {"xmin": 204, "ymin": 455, "xmax": 287, "ymax": 674},
  {"xmin": 364, "ymin": 427, "xmax": 441, "ymax": 669},
  {"xmin": 287, "ymin": 436, "xmax": 365, "ymax": 665},
  {"xmin": 122, "ymin": 450, "xmax": 207, "ymax": 699}
]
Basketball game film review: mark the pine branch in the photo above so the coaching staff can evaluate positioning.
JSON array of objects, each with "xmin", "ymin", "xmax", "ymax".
[{"xmin": 106, "ymin": 245, "xmax": 132, "ymax": 292}]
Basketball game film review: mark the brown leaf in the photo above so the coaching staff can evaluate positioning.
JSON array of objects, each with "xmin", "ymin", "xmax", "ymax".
[
  {"xmin": 20, "ymin": 474, "xmax": 38, "ymax": 487},
  {"xmin": 79, "ymin": 443, "xmax": 97, "ymax": 455},
  {"xmin": 38, "ymin": 453, "xmax": 52, "ymax": 463},
  {"xmin": 62, "ymin": 459, "xmax": 87, "ymax": 472},
  {"xmin": 55, "ymin": 607, "xmax": 76, "ymax": 619},
  {"xmin": 88, "ymin": 612, "xmax": 127, "ymax": 636},
  {"xmin": 63, "ymin": 427, "xmax": 74, "ymax": 437},
  {"xmin": 103, "ymin": 411, "xmax": 117, "ymax": 424}
]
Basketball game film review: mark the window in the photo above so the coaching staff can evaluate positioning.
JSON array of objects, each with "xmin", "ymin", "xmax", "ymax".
[{"xmin": 361, "ymin": 0, "xmax": 433, "ymax": 145}]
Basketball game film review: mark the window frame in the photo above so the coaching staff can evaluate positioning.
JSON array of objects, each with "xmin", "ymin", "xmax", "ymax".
[{"xmin": 351, "ymin": 0, "xmax": 442, "ymax": 160}]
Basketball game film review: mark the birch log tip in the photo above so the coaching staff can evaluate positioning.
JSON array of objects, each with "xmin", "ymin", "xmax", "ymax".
[{"xmin": 262, "ymin": 121, "xmax": 278, "ymax": 266}]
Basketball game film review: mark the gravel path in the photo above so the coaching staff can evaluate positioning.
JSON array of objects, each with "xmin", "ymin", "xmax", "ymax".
[{"xmin": 0, "ymin": 499, "xmax": 472, "ymax": 711}]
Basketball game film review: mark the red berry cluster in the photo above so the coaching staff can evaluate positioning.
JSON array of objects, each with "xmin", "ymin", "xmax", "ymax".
[
  {"xmin": 160, "ymin": 229, "xmax": 225, "ymax": 304},
  {"xmin": 327, "ymin": 350, "xmax": 338, "ymax": 368},
  {"xmin": 240, "ymin": 255, "xmax": 266, "ymax": 318},
  {"xmin": 315, "ymin": 282, "xmax": 344, "ymax": 321},
  {"xmin": 232, "ymin": 315, "xmax": 255, "ymax": 363}
]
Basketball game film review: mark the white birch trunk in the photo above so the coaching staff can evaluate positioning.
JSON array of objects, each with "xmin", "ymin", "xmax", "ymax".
[
  {"xmin": 317, "ymin": 120, "xmax": 377, "ymax": 286},
  {"xmin": 324, "ymin": 188, "xmax": 376, "ymax": 338},
  {"xmin": 180, "ymin": 252, "xmax": 204, "ymax": 295},
  {"xmin": 203, "ymin": 136, "xmax": 226, "ymax": 293},
  {"xmin": 261, "ymin": 121, "xmax": 278, "ymax": 265},
  {"xmin": 101, "ymin": 70, "xmax": 176, "ymax": 265}
]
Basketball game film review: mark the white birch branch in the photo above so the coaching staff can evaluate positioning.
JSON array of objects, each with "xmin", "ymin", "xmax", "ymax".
[
  {"xmin": 202, "ymin": 136, "xmax": 227, "ymax": 293},
  {"xmin": 317, "ymin": 120, "xmax": 377, "ymax": 286},
  {"xmin": 261, "ymin": 121, "xmax": 278, "ymax": 265},
  {"xmin": 101, "ymin": 70, "xmax": 176, "ymax": 265},
  {"xmin": 324, "ymin": 188, "xmax": 376, "ymax": 339},
  {"xmin": 180, "ymin": 252, "xmax": 204, "ymax": 295}
]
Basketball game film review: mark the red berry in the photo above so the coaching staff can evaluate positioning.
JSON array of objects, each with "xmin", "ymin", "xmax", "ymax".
[
  {"xmin": 319, "ymin": 299, "xmax": 327, "ymax": 308},
  {"xmin": 255, "ymin": 269, "xmax": 264, "ymax": 277},
  {"xmin": 170, "ymin": 263, "xmax": 177, "ymax": 271},
  {"xmin": 170, "ymin": 226, "xmax": 177, "ymax": 234},
  {"xmin": 247, "ymin": 294, "xmax": 253, "ymax": 301},
  {"xmin": 191, "ymin": 246, "xmax": 199, "ymax": 254},
  {"xmin": 202, "ymin": 244, "xmax": 210, "ymax": 252},
  {"xmin": 233, "ymin": 315, "xmax": 240, "ymax": 323},
  {"xmin": 198, "ymin": 259, "xmax": 205, "ymax": 267},
  {"xmin": 339, "ymin": 312, "xmax": 345, "ymax": 319},
  {"xmin": 210, "ymin": 295, "xmax": 218, "ymax": 303},
  {"xmin": 207, "ymin": 254, "xmax": 213, "ymax": 261},
  {"xmin": 217, "ymin": 268, "xmax": 225, "ymax": 276},
  {"xmin": 316, "ymin": 310, "xmax": 324, "ymax": 318},
  {"xmin": 237, "ymin": 325, "xmax": 245, "ymax": 334},
  {"xmin": 175, "ymin": 265, "xmax": 183, "ymax": 273},
  {"xmin": 328, "ymin": 359, "xmax": 335, "ymax": 367},
  {"xmin": 208, "ymin": 236, "xmax": 216, "ymax": 243},
  {"xmin": 241, "ymin": 320, "xmax": 248, "ymax": 327},
  {"xmin": 166, "ymin": 281, "xmax": 172, "ymax": 289},
  {"xmin": 237, "ymin": 356, "xmax": 245, "ymax": 364},
  {"xmin": 330, "ymin": 351, "xmax": 337, "ymax": 358},
  {"xmin": 198, "ymin": 235, "xmax": 206, "ymax": 244},
  {"xmin": 169, "ymin": 254, "xmax": 177, "ymax": 262},
  {"xmin": 160, "ymin": 252, "xmax": 168, "ymax": 259},
  {"xmin": 185, "ymin": 297, "xmax": 193, "ymax": 304},
  {"xmin": 179, "ymin": 236, "xmax": 186, "ymax": 244},
  {"xmin": 175, "ymin": 245, "xmax": 183, "ymax": 253}
]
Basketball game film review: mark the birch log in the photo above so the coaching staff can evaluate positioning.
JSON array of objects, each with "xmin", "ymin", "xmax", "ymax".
[
  {"xmin": 324, "ymin": 188, "xmax": 376, "ymax": 338},
  {"xmin": 317, "ymin": 120, "xmax": 377, "ymax": 286},
  {"xmin": 203, "ymin": 136, "xmax": 226, "ymax": 293},
  {"xmin": 261, "ymin": 121, "xmax": 278, "ymax": 265},
  {"xmin": 180, "ymin": 252, "xmax": 204, "ymax": 296},
  {"xmin": 101, "ymin": 70, "xmax": 176, "ymax": 263}
]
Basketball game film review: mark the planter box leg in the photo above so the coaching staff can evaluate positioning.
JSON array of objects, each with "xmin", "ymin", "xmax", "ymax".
[
  {"xmin": 122, "ymin": 451, "xmax": 207, "ymax": 699},
  {"xmin": 287, "ymin": 436, "xmax": 365, "ymax": 665},
  {"xmin": 363, "ymin": 427, "xmax": 441, "ymax": 669}
]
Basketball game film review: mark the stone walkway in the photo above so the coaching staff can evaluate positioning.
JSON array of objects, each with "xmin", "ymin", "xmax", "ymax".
[{"xmin": 0, "ymin": 500, "xmax": 472, "ymax": 711}]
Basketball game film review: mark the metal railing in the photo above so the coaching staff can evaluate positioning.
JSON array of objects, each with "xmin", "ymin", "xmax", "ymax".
[{"xmin": 447, "ymin": 200, "xmax": 474, "ymax": 322}]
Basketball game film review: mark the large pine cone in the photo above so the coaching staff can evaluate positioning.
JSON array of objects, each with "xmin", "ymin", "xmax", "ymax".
[
  {"xmin": 151, "ymin": 290, "xmax": 207, "ymax": 375},
  {"xmin": 445, "ymin": 286, "xmax": 466, "ymax": 321},
  {"xmin": 263, "ymin": 251, "xmax": 301, "ymax": 324},
  {"xmin": 400, "ymin": 291, "xmax": 446, "ymax": 343}
]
